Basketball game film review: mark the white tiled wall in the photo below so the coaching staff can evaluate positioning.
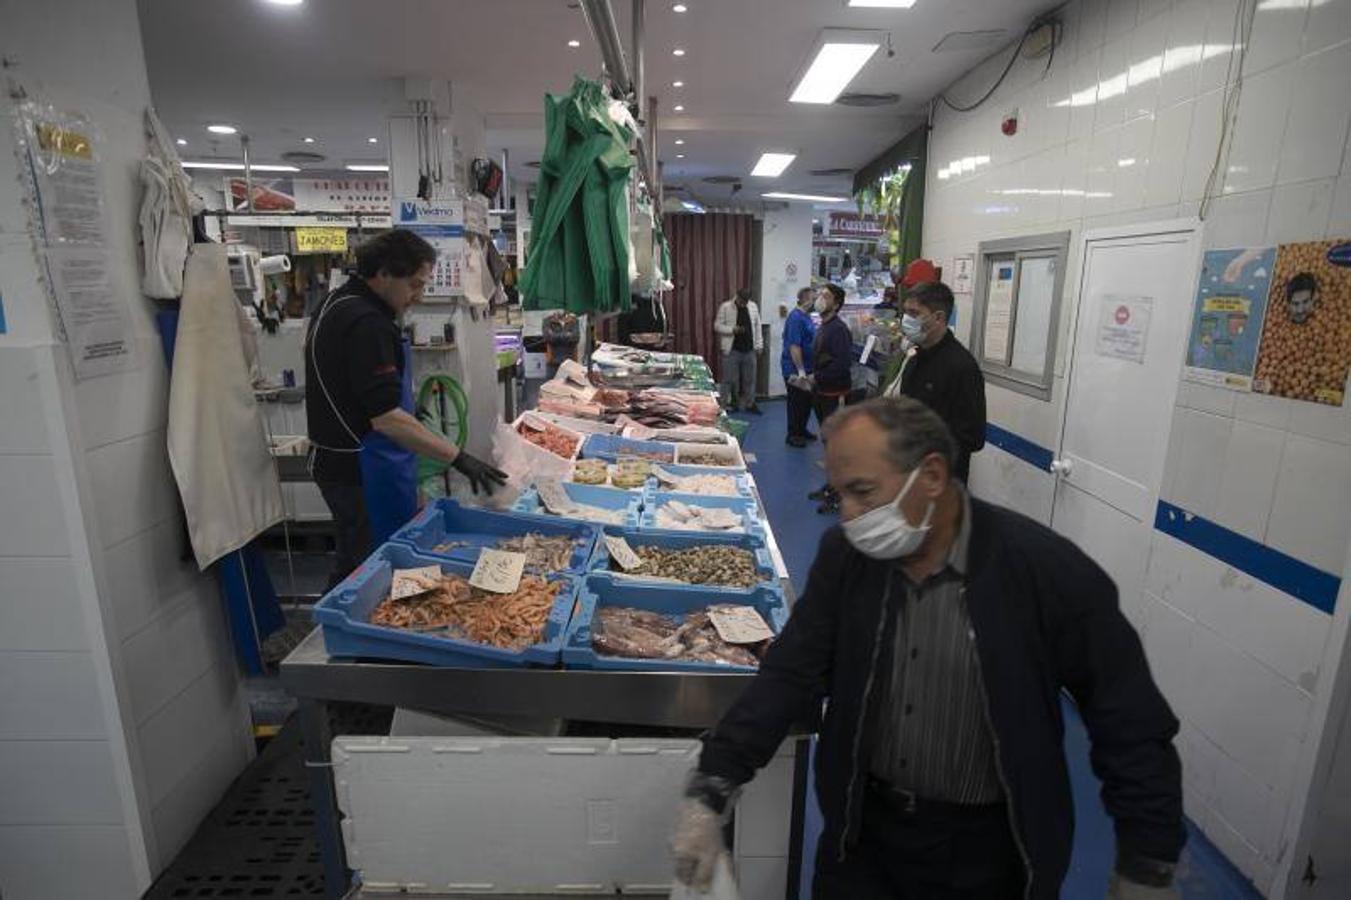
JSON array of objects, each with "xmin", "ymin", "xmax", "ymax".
[
  {"xmin": 757, "ymin": 206, "xmax": 815, "ymax": 398},
  {"xmin": 923, "ymin": 0, "xmax": 1351, "ymax": 894},
  {"xmin": 0, "ymin": 1, "xmax": 254, "ymax": 896}
]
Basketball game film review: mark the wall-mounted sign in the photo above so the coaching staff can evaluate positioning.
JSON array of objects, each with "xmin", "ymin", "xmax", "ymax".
[
  {"xmin": 1095, "ymin": 294, "xmax": 1153, "ymax": 364},
  {"xmin": 952, "ymin": 254, "xmax": 975, "ymax": 294},
  {"xmin": 224, "ymin": 176, "xmax": 390, "ymax": 213},
  {"xmin": 1252, "ymin": 239, "xmax": 1351, "ymax": 406},
  {"xmin": 293, "ymin": 226, "xmax": 349, "ymax": 254},
  {"xmin": 826, "ymin": 211, "xmax": 883, "ymax": 240},
  {"xmin": 1183, "ymin": 246, "xmax": 1275, "ymax": 391}
]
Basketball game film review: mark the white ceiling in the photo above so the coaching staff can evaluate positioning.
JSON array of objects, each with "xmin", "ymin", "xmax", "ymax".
[{"xmin": 138, "ymin": 0, "xmax": 1058, "ymax": 203}]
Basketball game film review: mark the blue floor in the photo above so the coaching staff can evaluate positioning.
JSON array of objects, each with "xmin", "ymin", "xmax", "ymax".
[{"xmin": 733, "ymin": 399, "xmax": 1261, "ymax": 900}]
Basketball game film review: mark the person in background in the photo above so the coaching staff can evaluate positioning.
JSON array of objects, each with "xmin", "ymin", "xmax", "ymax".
[
  {"xmin": 305, "ymin": 230, "xmax": 507, "ymax": 588},
  {"xmin": 782, "ymin": 286, "xmax": 818, "ymax": 447},
  {"xmin": 807, "ymin": 283, "xmax": 852, "ymax": 513},
  {"xmin": 714, "ymin": 288, "xmax": 764, "ymax": 415},
  {"xmin": 898, "ymin": 280, "xmax": 986, "ymax": 482},
  {"xmin": 671, "ymin": 398, "xmax": 1184, "ymax": 900}
]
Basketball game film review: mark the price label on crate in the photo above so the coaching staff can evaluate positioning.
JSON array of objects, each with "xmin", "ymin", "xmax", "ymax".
[
  {"xmin": 469, "ymin": 548, "xmax": 527, "ymax": 594},
  {"xmin": 390, "ymin": 566, "xmax": 443, "ymax": 600},
  {"xmin": 651, "ymin": 465, "xmax": 680, "ymax": 486},
  {"xmin": 708, "ymin": 606, "xmax": 774, "ymax": 645},
  {"xmin": 604, "ymin": 534, "xmax": 645, "ymax": 571},
  {"xmin": 536, "ymin": 478, "xmax": 577, "ymax": 515}
]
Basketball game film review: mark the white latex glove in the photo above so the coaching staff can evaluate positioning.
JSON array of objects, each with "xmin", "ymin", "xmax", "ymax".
[
  {"xmin": 1108, "ymin": 874, "xmax": 1180, "ymax": 899},
  {"xmin": 671, "ymin": 797, "xmax": 727, "ymax": 892}
]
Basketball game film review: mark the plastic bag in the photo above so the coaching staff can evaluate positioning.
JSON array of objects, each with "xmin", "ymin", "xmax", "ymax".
[
  {"xmin": 491, "ymin": 421, "xmax": 572, "ymax": 487},
  {"xmin": 670, "ymin": 854, "xmax": 741, "ymax": 900}
]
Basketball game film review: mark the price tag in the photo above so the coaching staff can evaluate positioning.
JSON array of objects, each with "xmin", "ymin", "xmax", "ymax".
[
  {"xmin": 708, "ymin": 606, "xmax": 774, "ymax": 645},
  {"xmin": 859, "ymin": 334, "xmax": 878, "ymax": 365},
  {"xmin": 559, "ymin": 359, "xmax": 590, "ymax": 387},
  {"xmin": 469, "ymin": 548, "xmax": 527, "ymax": 594},
  {"xmin": 604, "ymin": 534, "xmax": 645, "ymax": 571},
  {"xmin": 651, "ymin": 466, "xmax": 680, "ymax": 486},
  {"xmin": 390, "ymin": 566, "xmax": 443, "ymax": 600},
  {"xmin": 536, "ymin": 478, "xmax": 577, "ymax": 515}
]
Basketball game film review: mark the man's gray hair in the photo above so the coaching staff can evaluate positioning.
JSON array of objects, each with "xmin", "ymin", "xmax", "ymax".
[{"xmin": 820, "ymin": 397, "xmax": 956, "ymax": 472}]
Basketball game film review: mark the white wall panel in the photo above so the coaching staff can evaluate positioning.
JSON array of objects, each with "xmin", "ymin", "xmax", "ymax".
[
  {"xmin": 1276, "ymin": 42, "xmax": 1351, "ymax": 185},
  {"xmin": 0, "ymin": 454, "xmax": 72, "ymax": 556},
  {"xmin": 0, "ymin": 825, "xmax": 141, "ymax": 900},
  {"xmin": 1244, "ymin": 0, "xmax": 1312, "ymax": 78},
  {"xmin": 0, "ymin": 558, "xmax": 88, "ymax": 652},
  {"xmin": 0, "ymin": 351, "xmax": 55, "ymax": 454},
  {"xmin": 120, "ymin": 584, "xmax": 230, "ymax": 726},
  {"xmin": 1265, "ymin": 178, "xmax": 1336, "ymax": 245},
  {"xmin": 70, "ymin": 337, "xmax": 169, "ymax": 452},
  {"xmin": 0, "ymin": 741, "xmax": 126, "ymax": 825},
  {"xmin": 0, "ymin": 652, "xmax": 107, "ymax": 740},
  {"xmin": 84, "ymin": 430, "xmax": 180, "ymax": 550},
  {"xmin": 1212, "ymin": 420, "xmax": 1285, "ymax": 542},
  {"xmin": 1265, "ymin": 435, "xmax": 1351, "ymax": 575},
  {"xmin": 1304, "ymin": 0, "xmax": 1351, "ymax": 54}
]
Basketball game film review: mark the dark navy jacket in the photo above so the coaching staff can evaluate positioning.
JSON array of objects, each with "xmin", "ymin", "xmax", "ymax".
[{"xmin": 699, "ymin": 500, "xmax": 1184, "ymax": 898}]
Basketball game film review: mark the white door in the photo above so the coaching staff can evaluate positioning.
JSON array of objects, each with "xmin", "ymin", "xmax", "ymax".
[{"xmin": 1050, "ymin": 221, "xmax": 1201, "ymax": 621}]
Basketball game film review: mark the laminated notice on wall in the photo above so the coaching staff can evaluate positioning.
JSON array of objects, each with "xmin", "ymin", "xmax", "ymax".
[
  {"xmin": 43, "ymin": 246, "xmax": 137, "ymax": 379},
  {"xmin": 28, "ymin": 116, "xmax": 106, "ymax": 246},
  {"xmin": 1094, "ymin": 294, "xmax": 1153, "ymax": 364}
]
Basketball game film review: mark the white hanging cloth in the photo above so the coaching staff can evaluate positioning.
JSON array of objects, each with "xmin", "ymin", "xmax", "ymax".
[
  {"xmin": 167, "ymin": 244, "xmax": 284, "ymax": 569},
  {"xmin": 139, "ymin": 107, "xmax": 203, "ymax": 299}
]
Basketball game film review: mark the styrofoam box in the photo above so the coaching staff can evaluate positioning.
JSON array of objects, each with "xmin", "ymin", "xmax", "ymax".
[
  {"xmin": 675, "ymin": 441, "xmax": 746, "ymax": 470},
  {"xmin": 532, "ymin": 411, "xmax": 621, "ymax": 435},
  {"xmin": 333, "ymin": 737, "xmax": 697, "ymax": 894},
  {"xmin": 511, "ymin": 412, "xmax": 584, "ymax": 462}
]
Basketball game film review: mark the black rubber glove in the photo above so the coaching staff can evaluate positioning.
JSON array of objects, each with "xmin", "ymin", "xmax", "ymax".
[{"xmin": 451, "ymin": 450, "xmax": 508, "ymax": 495}]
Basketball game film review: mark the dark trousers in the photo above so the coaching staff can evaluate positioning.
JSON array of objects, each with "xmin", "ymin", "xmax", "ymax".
[
  {"xmin": 317, "ymin": 481, "xmax": 372, "ymax": 590},
  {"xmin": 787, "ymin": 384, "xmax": 815, "ymax": 438},
  {"xmin": 812, "ymin": 390, "xmax": 846, "ymax": 427},
  {"xmin": 813, "ymin": 785, "xmax": 1025, "ymax": 900}
]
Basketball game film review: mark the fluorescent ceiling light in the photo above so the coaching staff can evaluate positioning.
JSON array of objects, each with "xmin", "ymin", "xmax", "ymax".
[
  {"xmin": 181, "ymin": 161, "xmax": 300, "ymax": 172},
  {"xmin": 175, "ymin": 138, "xmax": 187, "ymax": 146},
  {"xmin": 677, "ymin": 154, "xmax": 686, "ymax": 158},
  {"xmin": 672, "ymin": 80, "xmax": 685, "ymax": 87},
  {"xmin": 303, "ymin": 137, "xmax": 315, "ymax": 143},
  {"xmin": 763, "ymin": 191, "xmax": 848, "ymax": 203},
  {"xmin": 673, "ymin": 48, "xmax": 687, "ymax": 56},
  {"xmin": 568, "ymin": 39, "xmax": 581, "ymax": 47},
  {"xmin": 264, "ymin": 0, "xmax": 304, "ymax": 6},
  {"xmin": 674, "ymin": 104, "xmax": 685, "ymax": 112},
  {"xmin": 367, "ymin": 137, "xmax": 379, "ymax": 144},
  {"xmin": 751, "ymin": 152, "xmax": 797, "ymax": 177},
  {"xmin": 346, "ymin": 164, "xmax": 390, "ymax": 172},
  {"xmin": 846, "ymin": 0, "xmax": 917, "ymax": 7},
  {"xmin": 675, "ymin": 139, "xmax": 685, "ymax": 145},
  {"xmin": 207, "ymin": 124, "xmax": 238, "ymax": 135},
  {"xmin": 789, "ymin": 30, "xmax": 883, "ymax": 104},
  {"xmin": 673, "ymin": 3, "xmax": 688, "ymax": 11}
]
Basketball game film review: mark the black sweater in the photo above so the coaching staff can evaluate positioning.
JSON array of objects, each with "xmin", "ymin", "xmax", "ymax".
[
  {"xmin": 812, "ymin": 316, "xmax": 853, "ymax": 394},
  {"xmin": 899, "ymin": 331, "xmax": 987, "ymax": 480},
  {"xmin": 699, "ymin": 502, "xmax": 1184, "ymax": 899}
]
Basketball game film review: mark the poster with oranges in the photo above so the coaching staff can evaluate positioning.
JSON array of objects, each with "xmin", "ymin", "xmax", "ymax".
[{"xmin": 1251, "ymin": 240, "xmax": 1351, "ymax": 407}]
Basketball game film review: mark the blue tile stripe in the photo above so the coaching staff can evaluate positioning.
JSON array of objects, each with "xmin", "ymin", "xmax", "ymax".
[
  {"xmin": 1155, "ymin": 501, "xmax": 1341, "ymax": 615},
  {"xmin": 984, "ymin": 422, "xmax": 1055, "ymax": 472}
]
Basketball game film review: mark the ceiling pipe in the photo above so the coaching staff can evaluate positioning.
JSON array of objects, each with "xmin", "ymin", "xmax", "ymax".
[
  {"xmin": 580, "ymin": 0, "xmax": 655, "ymax": 197},
  {"xmin": 632, "ymin": 0, "xmax": 646, "ymax": 122}
]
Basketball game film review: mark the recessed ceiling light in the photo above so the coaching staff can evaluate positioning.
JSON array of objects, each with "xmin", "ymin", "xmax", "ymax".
[
  {"xmin": 674, "ymin": 105, "xmax": 685, "ymax": 112},
  {"xmin": 762, "ymin": 191, "xmax": 848, "ymax": 203},
  {"xmin": 207, "ymin": 124, "xmax": 238, "ymax": 135},
  {"xmin": 264, "ymin": 0, "xmax": 305, "ymax": 6},
  {"xmin": 846, "ymin": 0, "xmax": 917, "ymax": 7},
  {"xmin": 303, "ymin": 137, "xmax": 315, "ymax": 144},
  {"xmin": 677, "ymin": 153, "xmax": 686, "ymax": 158},
  {"xmin": 175, "ymin": 138, "xmax": 187, "ymax": 146},
  {"xmin": 346, "ymin": 164, "xmax": 390, "ymax": 172},
  {"xmin": 181, "ymin": 161, "xmax": 300, "ymax": 172},
  {"xmin": 675, "ymin": 139, "xmax": 685, "ymax": 145},
  {"xmin": 752, "ymin": 152, "xmax": 797, "ymax": 177},
  {"xmin": 789, "ymin": 30, "xmax": 883, "ymax": 104},
  {"xmin": 367, "ymin": 137, "xmax": 379, "ymax": 144},
  {"xmin": 568, "ymin": 39, "xmax": 581, "ymax": 47},
  {"xmin": 673, "ymin": 80, "xmax": 685, "ymax": 88},
  {"xmin": 672, "ymin": 3, "xmax": 688, "ymax": 11},
  {"xmin": 673, "ymin": 48, "xmax": 686, "ymax": 56}
]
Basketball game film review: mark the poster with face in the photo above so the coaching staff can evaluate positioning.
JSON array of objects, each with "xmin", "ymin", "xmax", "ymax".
[{"xmin": 1251, "ymin": 240, "xmax": 1351, "ymax": 407}]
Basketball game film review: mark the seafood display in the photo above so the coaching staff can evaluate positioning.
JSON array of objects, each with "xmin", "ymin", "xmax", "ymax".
[
  {"xmin": 665, "ymin": 473, "xmax": 740, "ymax": 496},
  {"xmin": 571, "ymin": 458, "xmax": 609, "ymax": 485},
  {"xmin": 543, "ymin": 502, "xmax": 628, "ymax": 525},
  {"xmin": 495, "ymin": 533, "xmax": 581, "ymax": 572},
  {"xmin": 653, "ymin": 499, "xmax": 744, "ymax": 533},
  {"xmin": 612, "ymin": 544, "xmax": 760, "ymax": 588},
  {"xmin": 591, "ymin": 605, "xmax": 766, "ymax": 666},
  {"xmin": 370, "ymin": 572, "xmax": 561, "ymax": 650},
  {"xmin": 517, "ymin": 420, "xmax": 581, "ymax": 458},
  {"xmin": 678, "ymin": 451, "xmax": 735, "ymax": 467}
]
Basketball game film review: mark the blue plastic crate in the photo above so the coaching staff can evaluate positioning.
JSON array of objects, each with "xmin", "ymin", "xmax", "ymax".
[
  {"xmin": 588, "ymin": 526, "xmax": 773, "ymax": 587},
  {"xmin": 562, "ymin": 574, "xmax": 788, "ymax": 673},
  {"xmin": 391, "ymin": 499, "xmax": 598, "ymax": 573},
  {"xmin": 313, "ymin": 543, "xmax": 578, "ymax": 668},
  {"xmin": 647, "ymin": 464, "xmax": 754, "ymax": 498},
  {"xmin": 580, "ymin": 433, "xmax": 677, "ymax": 464},
  {"xmin": 512, "ymin": 482, "xmax": 643, "ymax": 529},
  {"xmin": 639, "ymin": 488, "xmax": 764, "ymax": 536}
]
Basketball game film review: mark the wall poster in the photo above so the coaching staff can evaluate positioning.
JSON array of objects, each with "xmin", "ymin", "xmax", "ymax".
[
  {"xmin": 1095, "ymin": 294, "xmax": 1153, "ymax": 363},
  {"xmin": 1183, "ymin": 246, "xmax": 1276, "ymax": 391},
  {"xmin": 1251, "ymin": 240, "xmax": 1351, "ymax": 407}
]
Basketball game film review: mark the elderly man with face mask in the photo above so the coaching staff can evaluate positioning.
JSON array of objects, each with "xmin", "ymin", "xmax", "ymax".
[{"xmin": 671, "ymin": 398, "xmax": 1183, "ymax": 900}]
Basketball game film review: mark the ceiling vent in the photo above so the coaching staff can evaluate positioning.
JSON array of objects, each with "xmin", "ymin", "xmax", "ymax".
[
  {"xmin": 932, "ymin": 30, "xmax": 1007, "ymax": 53},
  {"xmin": 836, "ymin": 92, "xmax": 900, "ymax": 107},
  {"xmin": 702, "ymin": 175, "xmax": 740, "ymax": 185},
  {"xmin": 281, "ymin": 150, "xmax": 326, "ymax": 164},
  {"xmin": 809, "ymin": 167, "xmax": 854, "ymax": 178}
]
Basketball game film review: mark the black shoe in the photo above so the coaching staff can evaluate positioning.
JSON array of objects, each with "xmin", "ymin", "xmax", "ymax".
[
  {"xmin": 816, "ymin": 499, "xmax": 840, "ymax": 515},
  {"xmin": 746, "ymin": 405, "xmax": 763, "ymax": 415},
  {"xmin": 808, "ymin": 486, "xmax": 830, "ymax": 501},
  {"xmin": 786, "ymin": 435, "xmax": 808, "ymax": 448},
  {"xmin": 802, "ymin": 431, "xmax": 818, "ymax": 442}
]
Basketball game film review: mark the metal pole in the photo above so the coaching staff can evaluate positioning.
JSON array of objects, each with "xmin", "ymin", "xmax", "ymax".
[
  {"xmin": 579, "ymin": 0, "xmax": 631, "ymax": 92},
  {"xmin": 500, "ymin": 147, "xmax": 510, "ymax": 209},
  {"xmin": 240, "ymin": 134, "xmax": 254, "ymax": 214},
  {"xmin": 648, "ymin": 95, "xmax": 659, "ymax": 192},
  {"xmin": 632, "ymin": 0, "xmax": 645, "ymax": 113}
]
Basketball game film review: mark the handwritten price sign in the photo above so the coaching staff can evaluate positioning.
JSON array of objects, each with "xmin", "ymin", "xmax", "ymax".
[{"xmin": 469, "ymin": 548, "xmax": 527, "ymax": 594}]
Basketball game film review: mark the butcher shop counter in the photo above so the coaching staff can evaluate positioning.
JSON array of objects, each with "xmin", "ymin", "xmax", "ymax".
[{"xmin": 280, "ymin": 506, "xmax": 803, "ymax": 898}]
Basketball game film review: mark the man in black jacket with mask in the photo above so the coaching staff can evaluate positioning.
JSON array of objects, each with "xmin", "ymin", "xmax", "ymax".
[{"xmin": 671, "ymin": 397, "xmax": 1183, "ymax": 900}]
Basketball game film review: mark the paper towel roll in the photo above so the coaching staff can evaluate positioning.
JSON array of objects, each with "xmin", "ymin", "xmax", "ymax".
[{"xmin": 259, "ymin": 254, "xmax": 292, "ymax": 276}]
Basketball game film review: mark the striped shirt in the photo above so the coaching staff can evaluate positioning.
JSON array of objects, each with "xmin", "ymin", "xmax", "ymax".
[{"xmin": 869, "ymin": 488, "xmax": 1004, "ymax": 803}]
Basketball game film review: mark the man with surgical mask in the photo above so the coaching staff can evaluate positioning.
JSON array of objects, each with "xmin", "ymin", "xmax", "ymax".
[
  {"xmin": 897, "ymin": 281, "xmax": 986, "ymax": 482},
  {"xmin": 671, "ymin": 398, "xmax": 1183, "ymax": 900}
]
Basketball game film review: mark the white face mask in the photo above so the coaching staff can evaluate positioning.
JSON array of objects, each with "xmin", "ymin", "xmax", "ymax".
[
  {"xmin": 841, "ymin": 467, "xmax": 934, "ymax": 559},
  {"xmin": 900, "ymin": 312, "xmax": 926, "ymax": 341}
]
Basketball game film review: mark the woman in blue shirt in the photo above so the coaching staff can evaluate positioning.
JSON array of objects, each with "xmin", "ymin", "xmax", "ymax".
[{"xmin": 781, "ymin": 287, "xmax": 817, "ymax": 447}]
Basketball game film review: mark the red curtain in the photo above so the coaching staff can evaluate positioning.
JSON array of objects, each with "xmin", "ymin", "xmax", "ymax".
[{"xmin": 664, "ymin": 212, "xmax": 754, "ymax": 381}]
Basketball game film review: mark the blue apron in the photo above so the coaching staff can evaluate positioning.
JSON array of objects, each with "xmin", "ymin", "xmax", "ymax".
[{"xmin": 360, "ymin": 336, "xmax": 418, "ymax": 546}]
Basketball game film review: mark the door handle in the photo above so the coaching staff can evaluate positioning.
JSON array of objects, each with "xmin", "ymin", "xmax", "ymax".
[{"xmin": 1050, "ymin": 458, "xmax": 1074, "ymax": 476}]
